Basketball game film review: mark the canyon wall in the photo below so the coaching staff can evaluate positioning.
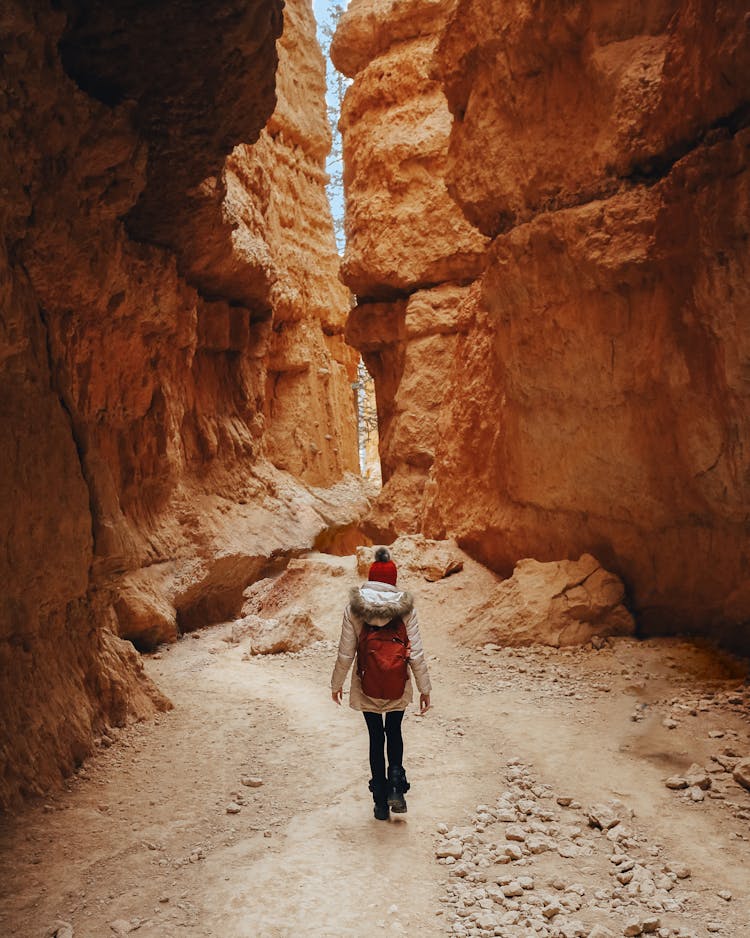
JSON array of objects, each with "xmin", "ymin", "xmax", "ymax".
[
  {"xmin": 336, "ymin": 0, "xmax": 750, "ymax": 648},
  {"xmin": 333, "ymin": 0, "xmax": 488, "ymax": 536},
  {"xmin": 0, "ymin": 0, "xmax": 360, "ymax": 808}
]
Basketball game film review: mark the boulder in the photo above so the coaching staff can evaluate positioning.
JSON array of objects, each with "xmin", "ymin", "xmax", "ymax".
[
  {"xmin": 114, "ymin": 579, "xmax": 178, "ymax": 650},
  {"xmin": 242, "ymin": 610, "xmax": 324, "ymax": 655},
  {"xmin": 390, "ymin": 534, "xmax": 464, "ymax": 581},
  {"xmin": 461, "ymin": 554, "xmax": 634, "ymax": 647}
]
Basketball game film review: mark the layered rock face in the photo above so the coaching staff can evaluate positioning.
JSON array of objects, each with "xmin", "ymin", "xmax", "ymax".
[
  {"xmin": 1, "ymin": 0, "xmax": 359, "ymax": 807},
  {"xmin": 333, "ymin": 0, "xmax": 488, "ymax": 536},
  {"xmin": 336, "ymin": 0, "xmax": 750, "ymax": 647}
]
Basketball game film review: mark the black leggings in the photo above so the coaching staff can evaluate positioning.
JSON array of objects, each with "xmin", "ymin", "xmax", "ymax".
[{"xmin": 363, "ymin": 710, "xmax": 404, "ymax": 781}]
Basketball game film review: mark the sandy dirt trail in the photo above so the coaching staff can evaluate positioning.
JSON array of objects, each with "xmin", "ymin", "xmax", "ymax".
[{"xmin": 1, "ymin": 554, "xmax": 749, "ymax": 938}]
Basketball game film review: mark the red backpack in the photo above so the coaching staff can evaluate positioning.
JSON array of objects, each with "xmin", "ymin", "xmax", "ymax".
[{"xmin": 357, "ymin": 617, "xmax": 411, "ymax": 700}]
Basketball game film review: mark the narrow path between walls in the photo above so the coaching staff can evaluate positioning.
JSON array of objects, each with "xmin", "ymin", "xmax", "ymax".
[{"xmin": 1, "ymin": 556, "xmax": 749, "ymax": 938}]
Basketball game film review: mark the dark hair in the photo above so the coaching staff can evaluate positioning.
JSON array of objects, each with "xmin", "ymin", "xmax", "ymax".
[{"xmin": 374, "ymin": 547, "xmax": 391, "ymax": 563}]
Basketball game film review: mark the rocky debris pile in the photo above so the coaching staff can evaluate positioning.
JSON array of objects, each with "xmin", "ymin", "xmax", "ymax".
[
  {"xmin": 226, "ymin": 776, "xmax": 264, "ymax": 815},
  {"xmin": 240, "ymin": 555, "xmax": 351, "ymax": 625},
  {"xmin": 433, "ymin": 759, "xmax": 723, "ymax": 938},
  {"xmin": 219, "ymin": 554, "xmax": 353, "ymax": 656},
  {"xmin": 462, "ymin": 637, "xmax": 750, "ymax": 827},
  {"xmin": 645, "ymin": 676, "xmax": 750, "ymax": 819},
  {"xmin": 656, "ymin": 684, "xmax": 750, "ymax": 730},
  {"xmin": 461, "ymin": 644, "xmax": 619, "ymax": 703},
  {"xmin": 356, "ymin": 535, "xmax": 466, "ymax": 582},
  {"xmin": 662, "ymin": 752, "xmax": 750, "ymax": 818},
  {"xmin": 462, "ymin": 555, "xmax": 635, "ymax": 648}
]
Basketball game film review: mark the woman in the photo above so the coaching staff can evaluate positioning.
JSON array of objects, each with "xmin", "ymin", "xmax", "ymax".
[{"xmin": 331, "ymin": 547, "xmax": 432, "ymax": 820}]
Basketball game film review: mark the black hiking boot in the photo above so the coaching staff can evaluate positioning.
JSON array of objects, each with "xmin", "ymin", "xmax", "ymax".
[
  {"xmin": 387, "ymin": 765, "xmax": 410, "ymax": 815},
  {"xmin": 369, "ymin": 777, "xmax": 389, "ymax": 821}
]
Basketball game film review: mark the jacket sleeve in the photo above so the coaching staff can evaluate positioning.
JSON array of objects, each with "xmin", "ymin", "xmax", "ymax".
[
  {"xmin": 405, "ymin": 608, "xmax": 432, "ymax": 695},
  {"xmin": 331, "ymin": 606, "xmax": 357, "ymax": 692}
]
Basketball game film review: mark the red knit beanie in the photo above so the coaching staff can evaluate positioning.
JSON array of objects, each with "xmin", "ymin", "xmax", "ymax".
[{"xmin": 368, "ymin": 560, "xmax": 398, "ymax": 585}]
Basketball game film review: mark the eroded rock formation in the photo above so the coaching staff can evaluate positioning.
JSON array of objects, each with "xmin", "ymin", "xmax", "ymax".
[
  {"xmin": 1, "ymin": 0, "xmax": 360, "ymax": 807},
  {"xmin": 463, "ymin": 554, "xmax": 635, "ymax": 648},
  {"xmin": 333, "ymin": 0, "xmax": 488, "ymax": 537},
  {"xmin": 336, "ymin": 0, "xmax": 750, "ymax": 648}
]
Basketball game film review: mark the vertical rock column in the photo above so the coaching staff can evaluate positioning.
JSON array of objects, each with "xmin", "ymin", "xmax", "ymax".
[
  {"xmin": 425, "ymin": 0, "xmax": 750, "ymax": 642},
  {"xmin": 332, "ymin": 0, "xmax": 487, "ymax": 537}
]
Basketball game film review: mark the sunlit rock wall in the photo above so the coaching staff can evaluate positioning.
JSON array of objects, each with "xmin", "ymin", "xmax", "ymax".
[
  {"xmin": 0, "ymin": 0, "xmax": 360, "ymax": 808},
  {"xmin": 332, "ymin": 0, "xmax": 488, "ymax": 537},
  {"xmin": 337, "ymin": 0, "xmax": 750, "ymax": 647}
]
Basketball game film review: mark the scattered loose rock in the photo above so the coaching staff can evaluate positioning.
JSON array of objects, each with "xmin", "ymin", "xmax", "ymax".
[{"xmin": 240, "ymin": 775, "xmax": 264, "ymax": 788}]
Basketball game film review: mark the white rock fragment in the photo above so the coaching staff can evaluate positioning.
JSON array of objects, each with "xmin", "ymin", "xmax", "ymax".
[
  {"xmin": 684, "ymin": 764, "xmax": 711, "ymax": 790},
  {"xmin": 588, "ymin": 802, "xmax": 623, "ymax": 830},
  {"xmin": 526, "ymin": 834, "xmax": 553, "ymax": 854},
  {"xmin": 502, "ymin": 881, "xmax": 524, "ymax": 898},
  {"xmin": 623, "ymin": 920, "xmax": 643, "ymax": 937},
  {"xmin": 240, "ymin": 775, "xmax": 264, "ymax": 788},
  {"xmin": 436, "ymin": 841, "xmax": 464, "ymax": 860},
  {"xmin": 496, "ymin": 808, "xmax": 518, "ymax": 822}
]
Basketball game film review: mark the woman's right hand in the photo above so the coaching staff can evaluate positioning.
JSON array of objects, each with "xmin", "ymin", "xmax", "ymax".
[{"xmin": 331, "ymin": 689, "xmax": 342, "ymax": 705}]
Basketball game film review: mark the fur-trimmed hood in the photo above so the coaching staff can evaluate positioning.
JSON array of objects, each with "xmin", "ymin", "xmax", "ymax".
[{"xmin": 348, "ymin": 581, "xmax": 414, "ymax": 626}]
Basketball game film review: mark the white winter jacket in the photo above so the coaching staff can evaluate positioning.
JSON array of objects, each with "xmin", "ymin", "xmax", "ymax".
[{"xmin": 331, "ymin": 581, "xmax": 432, "ymax": 712}]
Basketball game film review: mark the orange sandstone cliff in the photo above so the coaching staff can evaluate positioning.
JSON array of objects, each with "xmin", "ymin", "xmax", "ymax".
[
  {"xmin": 332, "ymin": 0, "xmax": 488, "ymax": 536},
  {"xmin": 336, "ymin": 0, "xmax": 750, "ymax": 647},
  {"xmin": 0, "ymin": 0, "xmax": 360, "ymax": 808}
]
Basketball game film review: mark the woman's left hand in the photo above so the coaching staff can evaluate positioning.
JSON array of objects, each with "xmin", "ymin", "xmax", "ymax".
[
  {"xmin": 419, "ymin": 693, "xmax": 431, "ymax": 714},
  {"xmin": 331, "ymin": 689, "xmax": 342, "ymax": 705}
]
